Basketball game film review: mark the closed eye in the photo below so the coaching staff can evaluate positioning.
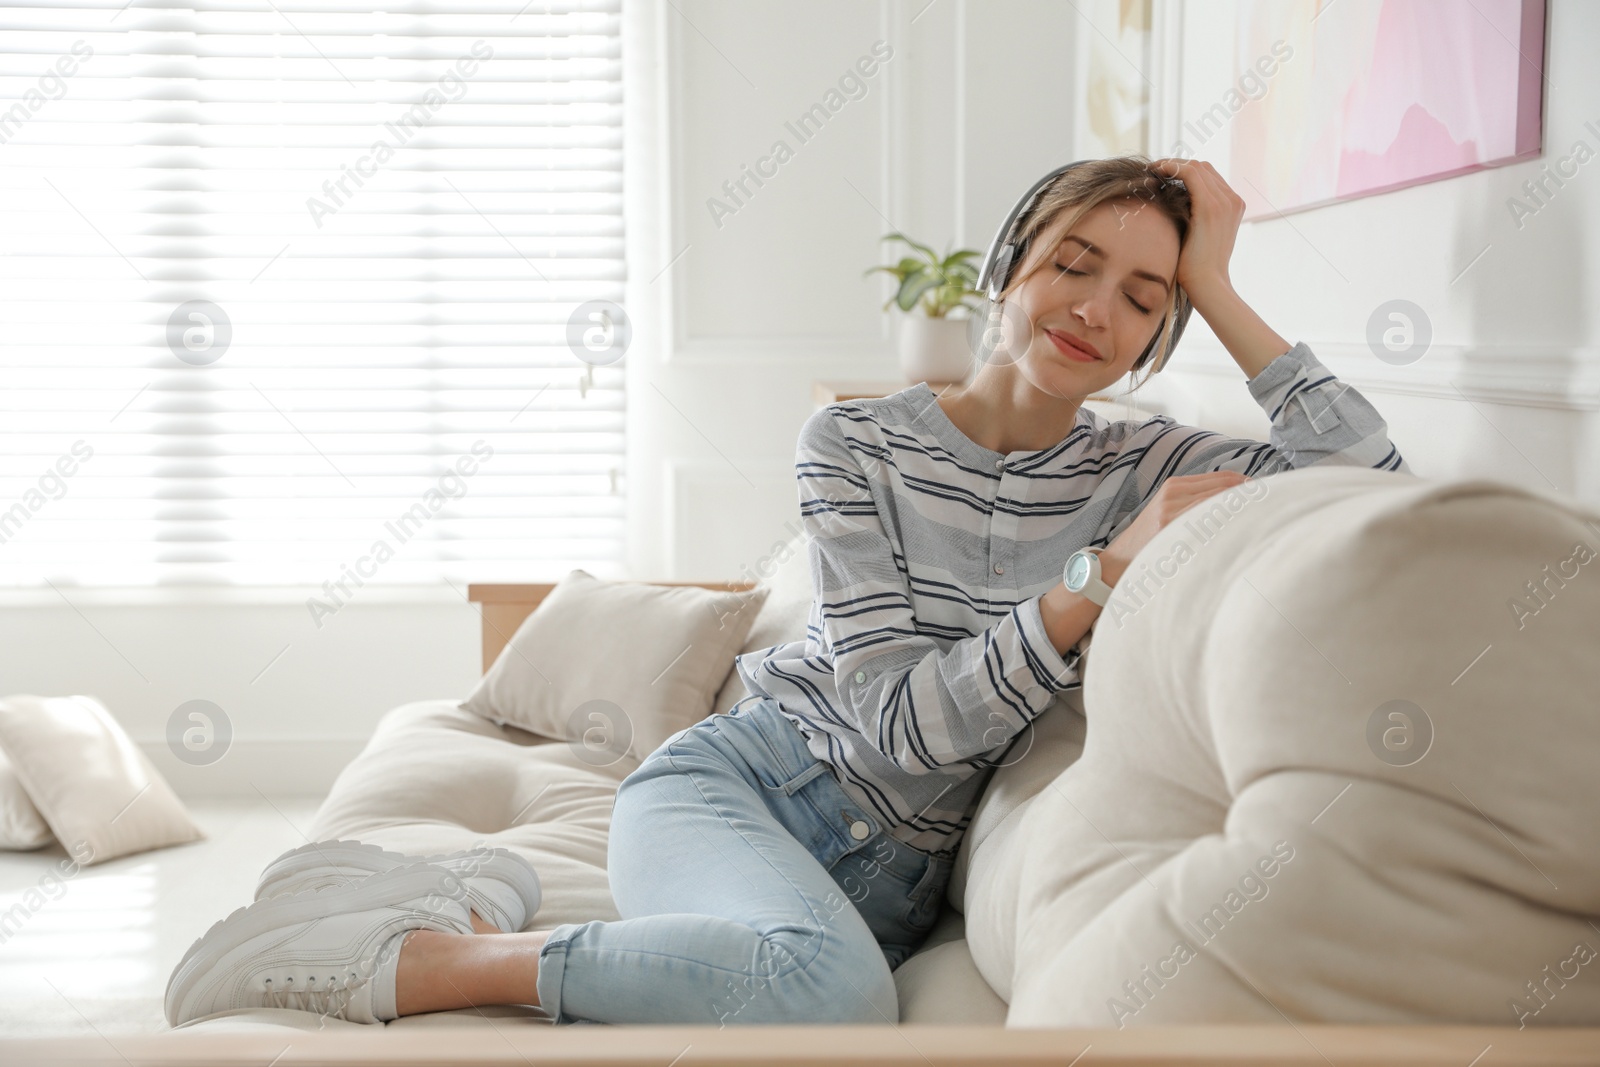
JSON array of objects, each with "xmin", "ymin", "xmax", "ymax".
[{"xmin": 1054, "ymin": 264, "xmax": 1154, "ymax": 315}]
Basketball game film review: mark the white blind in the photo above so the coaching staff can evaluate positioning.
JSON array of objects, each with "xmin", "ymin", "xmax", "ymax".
[{"xmin": 0, "ymin": 0, "xmax": 626, "ymax": 589}]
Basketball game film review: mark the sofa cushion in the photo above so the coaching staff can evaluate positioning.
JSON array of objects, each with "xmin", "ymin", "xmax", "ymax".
[
  {"xmin": 893, "ymin": 906, "xmax": 1008, "ymax": 1025},
  {"xmin": 309, "ymin": 699, "xmax": 630, "ymax": 936},
  {"xmin": 949, "ymin": 685, "xmax": 1087, "ymax": 918},
  {"xmin": 963, "ymin": 466, "xmax": 1600, "ymax": 1026},
  {"xmin": 461, "ymin": 569, "xmax": 769, "ymax": 765}
]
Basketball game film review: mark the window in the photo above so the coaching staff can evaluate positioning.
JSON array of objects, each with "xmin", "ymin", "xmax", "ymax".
[{"xmin": 0, "ymin": 0, "xmax": 625, "ymax": 588}]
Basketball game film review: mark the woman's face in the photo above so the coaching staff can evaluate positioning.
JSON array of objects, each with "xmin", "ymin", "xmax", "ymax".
[{"xmin": 1001, "ymin": 196, "xmax": 1181, "ymax": 399}]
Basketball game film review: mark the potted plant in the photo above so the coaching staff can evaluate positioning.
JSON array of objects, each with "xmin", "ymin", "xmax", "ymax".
[{"xmin": 866, "ymin": 233, "xmax": 985, "ymax": 385}]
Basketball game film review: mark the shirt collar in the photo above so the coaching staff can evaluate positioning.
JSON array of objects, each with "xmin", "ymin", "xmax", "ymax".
[{"xmin": 901, "ymin": 381, "xmax": 1098, "ymax": 467}]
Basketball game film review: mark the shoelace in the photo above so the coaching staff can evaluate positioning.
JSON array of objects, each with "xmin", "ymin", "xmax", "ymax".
[{"xmin": 263, "ymin": 971, "xmax": 361, "ymax": 1019}]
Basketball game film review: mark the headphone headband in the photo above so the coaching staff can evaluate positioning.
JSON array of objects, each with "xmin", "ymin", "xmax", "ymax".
[{"xmin": 975, "ymin": 160, "xmax": 1193, "ymax": 374}]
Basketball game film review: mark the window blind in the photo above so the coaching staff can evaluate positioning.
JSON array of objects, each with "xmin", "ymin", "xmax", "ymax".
[{"xmin": 0, "ymin": 0, "xmax": 626, "ymax": 589}]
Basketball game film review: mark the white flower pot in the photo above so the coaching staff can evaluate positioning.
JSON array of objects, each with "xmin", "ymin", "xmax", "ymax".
[{"xmin": 897, "ymin": 313, "xmax": 972, "ymax": 386}]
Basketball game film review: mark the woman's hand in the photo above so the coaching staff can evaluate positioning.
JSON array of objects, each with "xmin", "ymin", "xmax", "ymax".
[
  {"xmin": 1150, "ymin": 157, "xmax": 1245, "ymax": 304},
  {"xmin": 1041, "ymin": 469, "xmax": 1252, "ymax": 655},
  {"xmin": 1098, "ymin": 471, "xmax": 1251, "ymax": 585},
  {"xmin": 1148, "ymin": 158, "xmax": 1290, "ymax": 380}
]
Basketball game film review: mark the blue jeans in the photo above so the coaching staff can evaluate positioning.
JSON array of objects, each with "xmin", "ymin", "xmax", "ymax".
[{"xmin": 534, "ymin": 696, "xmax": 955, "ymax": 1025}]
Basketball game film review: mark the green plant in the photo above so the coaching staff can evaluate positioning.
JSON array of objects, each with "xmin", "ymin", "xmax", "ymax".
[{"xmin": 865, "ymin": 232, "xmax": 985, "ymax": 318}]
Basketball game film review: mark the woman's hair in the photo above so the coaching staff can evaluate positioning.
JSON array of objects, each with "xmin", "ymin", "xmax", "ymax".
[{"xmin": 997, "ymin": 155, "xmax": 1192, "ymax": 389}]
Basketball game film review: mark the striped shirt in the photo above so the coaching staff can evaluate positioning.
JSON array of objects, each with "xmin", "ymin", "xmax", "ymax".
[{"xmin": 735, "ymin": 341, "xmax": 1409, "ymax": 855}]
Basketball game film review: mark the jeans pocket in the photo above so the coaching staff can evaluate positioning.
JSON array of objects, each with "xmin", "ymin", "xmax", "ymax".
[
  {"xmin": 723, "ymin": 701, "xmax": 828, "ymax": 794},
  {"xmin": 897, "ymin": 851, "xmax": 951, "ymax": 937}
]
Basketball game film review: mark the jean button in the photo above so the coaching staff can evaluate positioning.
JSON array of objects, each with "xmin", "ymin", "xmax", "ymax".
[{"xmin": 849, "ymin": 820, "xmax": 870, "ymax": 840}]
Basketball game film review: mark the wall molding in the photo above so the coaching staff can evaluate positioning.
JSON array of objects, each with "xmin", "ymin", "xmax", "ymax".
[
  {"xmin": 1146, "ymin": 0, "xmax": 1186, "ymax": 157},
  {"xmin": 1165, "ymin": 341, "xmax": 1600, "ymax": 412},
  {"xmin": 664, "ymin": 0, "xmax": 901, "ymax": 365},
  {"xmin": 665, "ymin": 459, "xmax": 798, "ymax": 581}
]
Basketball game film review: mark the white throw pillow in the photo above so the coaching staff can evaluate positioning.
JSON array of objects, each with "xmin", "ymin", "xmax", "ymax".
[
  {"xmin": 0, "ymin": 745, "xmax": 53, "ymax": 850},
  {"xmin": 0, "ymin": 694, "xmax": 204, "ymax": 864},
  {"xmin": 712, "ymin": 534, "xmax": 816, "ymax": 717},
  {"xmin": 461, "ymin": 569, "xmax": 770, "ymax": 765}
]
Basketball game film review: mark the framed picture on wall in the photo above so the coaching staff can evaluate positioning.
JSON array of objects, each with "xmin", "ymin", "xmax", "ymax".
[
  {"xmin": 1073, "ymin": 0, "xmax": 1155, "ymax": 159},
  {"xmin": 1228, "ymin": 0, "xmax": 1547, "ymax": 219}
]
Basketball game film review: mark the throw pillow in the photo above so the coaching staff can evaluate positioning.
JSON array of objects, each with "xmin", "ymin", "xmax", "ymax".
[
  {"xmin": 461, "ymin": 569, "xmax": 769, "ymax": 765},
  {"xmin": 0, "ymin": 694, "xmax": 204, "ymax": 864},
  {"xmin": 0, "ymin": 745, "xmax": 53, "ymax": 850}
]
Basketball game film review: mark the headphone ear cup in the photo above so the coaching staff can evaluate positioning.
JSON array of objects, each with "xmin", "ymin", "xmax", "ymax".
[
  {"xmin": 1142, "ymin": 286, "xmax": 1193, "ymax": 374},
  {"xmin": 978, "ymin": 160, "xmax": 1090, "ymax": 301},
  {"xmin": 986, "ymin": 244, "xmax": 1015, "ymax": 300}
]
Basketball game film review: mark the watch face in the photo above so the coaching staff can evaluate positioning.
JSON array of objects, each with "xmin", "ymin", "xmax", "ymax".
[{"xmin": 1066, "ymin": 554, "xmax": 1089, "ymax": 589}]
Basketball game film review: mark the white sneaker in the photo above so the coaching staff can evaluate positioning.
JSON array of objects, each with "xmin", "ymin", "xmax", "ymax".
[
  {"xmin": 255, "ymin": 840, "xmax": 541, "ymax": 934},
  {"xmin": 165, "ymin": 860, "xmax": 475, "ymax": 1027}
]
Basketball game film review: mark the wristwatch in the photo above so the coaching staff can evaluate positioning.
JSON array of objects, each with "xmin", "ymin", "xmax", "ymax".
[{"xmin": 1062, "ymin": 546, "xmax": 1114, "ymax": 607}]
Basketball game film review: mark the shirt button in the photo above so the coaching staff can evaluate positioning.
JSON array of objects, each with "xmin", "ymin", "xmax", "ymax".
[
  {"xmin": 993, "ymin": 459, "xmax": 1004, "ymax": 470},
  {"xmin": 853, "ymin": 670, "xmax": 865, "ymax": 683},
  {"xmin": 849, "ymin": 820, "xmax": 870, "ymax": 840},
  {"xmin": 994, "ymin": 564, "xmax": 1004, "ymax": 575}
]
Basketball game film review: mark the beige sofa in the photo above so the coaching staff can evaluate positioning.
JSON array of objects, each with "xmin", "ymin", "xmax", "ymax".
[{"xmin": 13, "ymin": 463, "xmax": 1600, "ymax": 1065}]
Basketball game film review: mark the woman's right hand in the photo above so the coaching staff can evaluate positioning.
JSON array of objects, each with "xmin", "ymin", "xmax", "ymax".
[{"xmin": 1099, "ymin": 471, "xmax": 1251, "ymax": 585}]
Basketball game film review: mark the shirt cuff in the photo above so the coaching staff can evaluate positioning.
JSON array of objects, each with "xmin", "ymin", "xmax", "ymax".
[
  {"xmin": 1016, "ymin": 593, "xmax": 1085, "ymax": 693},
  {"xmin": 1244, "ymin": 340, "xmax": 1316, "ymax": 400}
]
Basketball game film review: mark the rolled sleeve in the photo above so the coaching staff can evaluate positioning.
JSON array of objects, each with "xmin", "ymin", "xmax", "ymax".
[
  {"xmin": 1244, "ymin": 341, "xmax": 1410, "ymax": 473},
  {"xmin": 1136, "ymin": 342, "xmax": 1410, "ymax": 483},
  {"xmin": 1015, "ymin": 593, "xmax": 1085, "ymax": 694}
]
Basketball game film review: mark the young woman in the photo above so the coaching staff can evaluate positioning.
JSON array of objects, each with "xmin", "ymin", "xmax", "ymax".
[{"xmin": 166, "ymin": 155, "xmax": 1408, "ymax": 1028}]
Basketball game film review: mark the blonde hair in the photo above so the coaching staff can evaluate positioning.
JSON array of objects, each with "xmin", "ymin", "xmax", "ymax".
[{"xmin": 997, "ymin": 155, "xmax": 1192, "ymax": 389}]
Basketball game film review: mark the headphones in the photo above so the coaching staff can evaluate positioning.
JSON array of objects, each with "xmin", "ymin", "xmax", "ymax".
[{"xmin": 975, "ymin": 159, "xmax": 1193, "ymax": 374}]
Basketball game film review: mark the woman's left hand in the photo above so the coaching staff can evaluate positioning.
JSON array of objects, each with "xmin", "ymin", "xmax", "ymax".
[{"xmin": 1151, "ymin": 157, "xmax": 1245, "ymax": 302}]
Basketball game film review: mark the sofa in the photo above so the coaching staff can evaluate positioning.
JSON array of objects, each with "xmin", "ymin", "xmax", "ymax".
[{"xmin": 8, "ymin": 462, "xmax": 1600, "ymax": 1065}]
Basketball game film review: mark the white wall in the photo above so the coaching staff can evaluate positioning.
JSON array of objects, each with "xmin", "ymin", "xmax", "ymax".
[
  {"xmin": 1139, "ymin": 0, "xmax": 1600, "ymax": 503},
  {"xmin": 0, "ymin": 587, "xmax": 480, "ymax": 797},
  {"xmin": 3, "ymin": 0, "xmax": 1593, "ymax": 798}
]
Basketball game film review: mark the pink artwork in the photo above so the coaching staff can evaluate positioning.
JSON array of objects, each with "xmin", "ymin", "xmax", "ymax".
[{"xmin": 1231, "ymin": 0, "xmax": 1546, "ymax": 220}]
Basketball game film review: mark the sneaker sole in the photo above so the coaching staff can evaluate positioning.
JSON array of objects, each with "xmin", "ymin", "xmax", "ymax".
[
  {"xmin": 165, "ymin": 861, "xmax": 470, "ymax": 1028},
  {"xmin": 256, "ymin": 840, "xmax": 540, "ymax": 929}
]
